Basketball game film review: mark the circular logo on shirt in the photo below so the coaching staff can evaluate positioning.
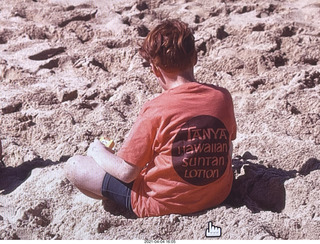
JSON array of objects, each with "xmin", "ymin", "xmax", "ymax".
[{"xmin": 171, "ymin": 115, "xmax": 229, "ymax": 186}]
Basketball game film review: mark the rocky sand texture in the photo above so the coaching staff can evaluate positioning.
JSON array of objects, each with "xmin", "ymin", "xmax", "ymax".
[{"xmin": 0, "ymin": 0, "xmax": 320, "ymax": 240}]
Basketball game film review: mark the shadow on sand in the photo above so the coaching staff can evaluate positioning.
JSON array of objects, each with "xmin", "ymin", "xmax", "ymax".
[
  {"xmin": 0, "ymin": 156, "xmax": 69, "ymax": 195},
  {"xmin": 224, "ymin": 152, "xmax": 320, "ymax": 213}
]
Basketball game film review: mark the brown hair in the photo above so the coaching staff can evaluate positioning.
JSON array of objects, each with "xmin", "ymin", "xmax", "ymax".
[{"xmin": 139, "ymin": 19, "xmax": 197, "ymax": 73}]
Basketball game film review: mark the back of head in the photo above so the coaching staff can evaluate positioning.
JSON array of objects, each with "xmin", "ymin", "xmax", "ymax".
[{"xmin": 139, "ymin": 19, "xmax": 197, "ymax": 73}]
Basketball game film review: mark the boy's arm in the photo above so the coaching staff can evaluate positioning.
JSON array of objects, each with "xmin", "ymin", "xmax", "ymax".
[{"xmin": 87, "ymin": 139, "xmax": 142, "ymax": 183}]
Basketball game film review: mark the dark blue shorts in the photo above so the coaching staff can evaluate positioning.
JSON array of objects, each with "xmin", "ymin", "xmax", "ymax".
[{"xmin": 101, "ymin": 173, "xmax": 134, "ymax": 213}]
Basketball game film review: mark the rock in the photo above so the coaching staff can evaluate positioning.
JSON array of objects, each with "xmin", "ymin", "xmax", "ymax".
[
  {"xmin": 0, "ymin": 29, "xmax": 13, "ymax": 44},
  {"xmin": 28, "ymin": 47, "xmax": 66, "ymax": 61},
  {"xmin": 57, "ymin": 9, "xmax": 97, "ymax": 27},
  {"xmin": 280, "ymin": 26, "xmax": 296, "ymax": 37},
  {"xmin": 39, "ymin": 58, "xmax": 60, "ymax": 70},
  {"xmin": 1, "ymin": 102, "xmax": 22, "ymax": 114},
  {"xmin": 137, "ymin": 24, "xmax": 149, "ymax": 37},
  {"xmin": 136, "ymin": 1, "xmax": 148, "ymax": 11},
  {"xmin": 83, "ymin": 89, "xmax": 99, "ymax": 100},
  {"xmin": 57, "ymin": 89, "xmax": 78, "ymax": 102},
  {"xmin": 252, "ymin": 23, "xmax": 265, "ymax": 32},
  {"xmin": 216, "ymin": 26, "xmax": 229, "ymax": 40}
]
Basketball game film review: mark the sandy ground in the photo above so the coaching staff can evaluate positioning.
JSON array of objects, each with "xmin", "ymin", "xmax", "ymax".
[{"xmin": 0, "ymin": 0, "xmax": 320, "ymax": 240}]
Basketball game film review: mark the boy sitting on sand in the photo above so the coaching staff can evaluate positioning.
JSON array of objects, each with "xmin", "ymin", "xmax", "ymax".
[{"xmin": 65, "ymin": 19, "xmax": 237, "ymax": 217}]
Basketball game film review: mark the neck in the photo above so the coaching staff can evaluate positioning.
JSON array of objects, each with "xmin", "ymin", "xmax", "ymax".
[{"xmin": 158, "ymin": 68, "xmax": 197, "ymax": 90}]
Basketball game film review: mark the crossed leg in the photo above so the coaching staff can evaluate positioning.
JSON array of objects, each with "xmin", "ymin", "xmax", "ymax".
[{"xmin": 64, "ymin": 155, "xmax": 107, "ymax": 199}]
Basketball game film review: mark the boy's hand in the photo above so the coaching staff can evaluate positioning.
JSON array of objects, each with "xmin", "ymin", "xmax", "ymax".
[
  {"xmin": 87, "ymin": 139, "xmax": 105, "ymax": 157},
  {"xmin": 87, "ymin": 139, "xmax": 114, "ymax": 158}
]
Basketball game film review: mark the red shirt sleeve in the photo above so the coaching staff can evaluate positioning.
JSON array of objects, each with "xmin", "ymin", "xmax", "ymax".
[{"xmin": 117, "ymin": 104, "xmax": 157, "ymax": 168}]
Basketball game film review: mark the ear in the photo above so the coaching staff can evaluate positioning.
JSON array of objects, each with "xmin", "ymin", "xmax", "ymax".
[{"xmin": 151, "ymin": 64, "xmax": 161, "ymax": 77}]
